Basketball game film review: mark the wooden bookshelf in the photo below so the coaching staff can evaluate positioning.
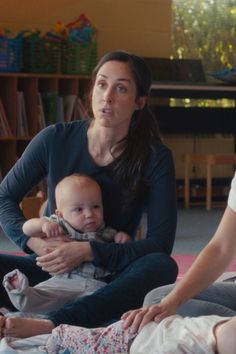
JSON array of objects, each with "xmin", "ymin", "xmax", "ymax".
[{"xmin": 0, "ymin": 73, "xmax": 91, "ymax": 178}]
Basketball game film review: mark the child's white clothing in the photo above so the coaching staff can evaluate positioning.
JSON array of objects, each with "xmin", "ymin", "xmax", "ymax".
[
  {"xmin": 3, "ymin": 215, "xmax": 116, "ymax": 314},
  {"xmin": 130, "ymin": 314, "xmax": 230, "ymax": 354}
]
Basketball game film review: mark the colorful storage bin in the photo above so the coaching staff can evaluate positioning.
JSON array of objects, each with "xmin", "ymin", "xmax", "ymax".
[
  {"xmin": 61, "ymin": 40, "xmax": 97, "ymax": 75},
  {"xmin": 0, "ymin": 37, "xmax": 22, "ymax": 72},
  {"xmin": 22, "ymin": 37, "xmax": 61, "ymax": 73}
]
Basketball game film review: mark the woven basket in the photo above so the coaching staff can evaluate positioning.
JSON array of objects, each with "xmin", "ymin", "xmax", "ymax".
[
  {"xmin": 0, "ymin": 37, "xmax": 22, "ymax": 72},
  {"xmin": 22, "ymin": 37, "xmax": 61, "ymax": 73},
  {"xmin": 61, "ymin": 40, "xmax": 97, "ymax": 75}
]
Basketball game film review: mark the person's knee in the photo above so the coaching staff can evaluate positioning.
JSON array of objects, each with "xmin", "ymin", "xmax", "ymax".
[
  {"xmin": 215, "ymin": 318, "xmax": 236, "ymax": 354},
  {"xmin": 143, "ymin": 283, "xmax": 175, "ymax": 306},
  {"xmin": 141, "ymin": 253, "xmax": 178, "ymax": 278}
]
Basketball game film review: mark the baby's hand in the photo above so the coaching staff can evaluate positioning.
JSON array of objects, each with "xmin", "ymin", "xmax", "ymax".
[
  {"xmin": 42, "ymin": 221, "xmax": 64, "ymax": 238},
  {"xmin": 114, "ymin": 232, "xmax": 131, "ymax": 244}
]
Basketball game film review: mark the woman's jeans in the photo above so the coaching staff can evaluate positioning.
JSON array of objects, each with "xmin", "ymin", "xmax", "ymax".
[
  {"xmin": 144, "ymin": 282, "xmax": 236, "ymax": 317},
  {"xmin": 0, "ymin": 252, "xmax": 178, "ymax": 327}
]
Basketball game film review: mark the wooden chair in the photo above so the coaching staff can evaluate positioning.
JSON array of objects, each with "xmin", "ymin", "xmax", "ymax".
[{"xmin": 183, "ymin": 153, "xmax": 236, "ymax": 210}]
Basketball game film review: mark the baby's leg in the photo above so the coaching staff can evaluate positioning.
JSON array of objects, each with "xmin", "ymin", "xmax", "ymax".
[
  {"xmin": 0, "ymin": 316, "xmax": 54, "ymax": 338},
  {"xmin": 215, "ymin": 317, "xmax": 236, "ymax": 354},
  {"xmin": 46, "ymin": 320, "xmax": 137, "ymax": 354},
  {"xmin": 3, "ymin": 269, "xmax": 28, "ymax": 293},
  {"xmin": 3, "ymin": 269, "xmax": 25, "ymax": 290}
]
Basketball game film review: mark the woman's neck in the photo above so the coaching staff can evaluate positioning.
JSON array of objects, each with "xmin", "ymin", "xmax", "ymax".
[{"xmin": 87, "ymin": 122, "xmax": 126, "ymax": 166}]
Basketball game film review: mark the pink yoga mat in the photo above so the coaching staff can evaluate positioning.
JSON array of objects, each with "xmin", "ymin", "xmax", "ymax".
[{"xmin": 173, "ymin": 254, "xmax": 236, "ymax": 279}]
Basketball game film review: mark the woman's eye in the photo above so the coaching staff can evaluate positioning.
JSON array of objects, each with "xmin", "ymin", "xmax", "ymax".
[
  {"xmin": 93, "ymin": 205, "xmax": 100, "ymax": 209},
  {"xmin": 117, "ymin": 85, "xmax": 127, "ymax": 93},
  {"xmin": 97, "ymin": 81, "xmax": 106, "ymax": 89}
]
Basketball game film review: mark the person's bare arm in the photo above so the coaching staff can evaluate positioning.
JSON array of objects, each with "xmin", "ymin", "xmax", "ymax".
[
  {"xmin": 23, "ymin": 217, "xmax": 64, "ymax": 237},
  {"xmin": 122, "ymin": 206, "xmax": 236, "ymax": 333},
  {"xmin": 23, "ymin": 217, "xmax": 69, "ymax": 256},
  {"xmin": 23, "ymin": 218, "xmax": 49, "ymax": 237},
  {"xmin": 158, "ymin": 206, "xmax": 236, "ymax": 310}
]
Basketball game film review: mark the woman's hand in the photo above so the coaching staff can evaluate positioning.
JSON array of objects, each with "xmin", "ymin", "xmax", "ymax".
[
  {"xmin": 121, "ymin": 298, "xmax": 178, "ymax": 333},
  {"xmin": 27, "ymin": 234, "xmax": 70, "ymax": 256},
  {"xmin": 36, "ymin": 241, "xmax": 93, "ymax": 275}
]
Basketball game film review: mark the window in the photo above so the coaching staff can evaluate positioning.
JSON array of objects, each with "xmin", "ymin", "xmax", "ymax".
[
  {"xmin": 172, "ymin": 0, "xmax": 236, "ymax": 72},
  {"xmin": 172, "ymin": 0, "xmax": 236, "ymax": 106}
]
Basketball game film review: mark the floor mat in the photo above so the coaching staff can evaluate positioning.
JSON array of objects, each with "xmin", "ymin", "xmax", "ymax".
[{"xmin": 173, "ymin": 254, "xmax": 236, "ymax": 279}]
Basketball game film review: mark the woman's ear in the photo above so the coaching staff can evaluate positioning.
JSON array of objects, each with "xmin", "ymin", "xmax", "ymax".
[{"xmin": 136, "ymin": 96, "xmax": 147, "ymax": 110}]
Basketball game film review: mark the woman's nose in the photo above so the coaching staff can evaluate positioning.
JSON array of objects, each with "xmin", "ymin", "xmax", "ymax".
[{"xmin": 103, "ymin": 88, "xmax": 113, "ymax": 103}]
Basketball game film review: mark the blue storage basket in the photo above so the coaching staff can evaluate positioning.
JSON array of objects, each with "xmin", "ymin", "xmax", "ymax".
[{"xmin": 0, "ymin": 37, "xmax": 22, "ymax": 72}]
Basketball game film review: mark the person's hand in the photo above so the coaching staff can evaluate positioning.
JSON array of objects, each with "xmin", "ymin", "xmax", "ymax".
[
  {"xmin": 121, "ymin": 298, "xmax": 178, "ymax": 333},
  {"xmin": 36, "ymin": 241, "xmax": 93, "ymax": 275},
  {"xmin": 27, "ymin": 234, "xmax": 71, "ymax": 256},
  {"xmin": 114, "ymin": 232, "xmax": 131, "ymax": 243},
  {"xmin": 42, "ymin": 221, "xmax": 64, "ymax": 238}
]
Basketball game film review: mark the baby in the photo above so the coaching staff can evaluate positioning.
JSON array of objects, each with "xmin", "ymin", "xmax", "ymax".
[{"xmin": 3, "ymin": 173, "xmax": 130, "ymax": 314}]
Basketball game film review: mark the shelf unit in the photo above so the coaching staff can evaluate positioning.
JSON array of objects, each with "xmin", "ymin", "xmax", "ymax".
[{"xmin": 0, "ymin": 73, "xmax": 91, "ymax": 179}]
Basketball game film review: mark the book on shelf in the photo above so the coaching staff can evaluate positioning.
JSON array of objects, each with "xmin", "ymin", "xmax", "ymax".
[
  {"xmin": 57, "ymin": 96, "xmax": 64, "ymax": 123},
  {"xmin": 63, "ymin": 94, "xmax": 77, "ymax": 121},
  {"xmin": 41, "ymin": 92, "xmax": 58, "ymax": 126},
  {"xmin": 63, "ymin": 95, "xmax": 89, "ymax": 122},
  {"xmin": 16, "ymin": 91, "xmax": 29, "ymax": 137},
  {"xmin": 37, "ymin": 93, "xmax": 89, "ymax": 127},
  {"xmin": 77, "ymin": 98, "xmax": 89, "ymax": 120},
  {"xmin": 0, "ymin": 98, "xmax": 13, "ymax": 137},
  {"xmin": 37, "ymin": 93, "xmax": 46, "ymax": 130},
  {"xmin": 71, "ymin": 97, "xmax": 89, "ymax": 121}
]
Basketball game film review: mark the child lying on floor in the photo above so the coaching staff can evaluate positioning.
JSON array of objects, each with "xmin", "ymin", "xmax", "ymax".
[
  {"xmin": 41, "ymin": 313, "xmax": 235, "ymax": 354},
  {"xmin": 0, "ymin": 311, "xmax": 235, "ymax": 353}
]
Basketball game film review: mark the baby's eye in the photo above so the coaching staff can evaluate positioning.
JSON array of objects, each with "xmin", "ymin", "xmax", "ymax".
[
  {"xmin": 75, "ymin": 207, "xmax": 83, "ymax": 213},
  {"xmin": 93, "ymin": 205, "xmax": 101, "ymax": 209}
]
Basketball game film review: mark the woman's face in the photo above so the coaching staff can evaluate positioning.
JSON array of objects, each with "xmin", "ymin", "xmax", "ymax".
[{"xmin": 92, "ymin": 60, "xmax": 145, "ymax": 131}]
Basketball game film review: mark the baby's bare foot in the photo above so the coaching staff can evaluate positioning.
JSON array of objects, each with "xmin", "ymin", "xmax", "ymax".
[
  {"xmin": 9, "ymin": 274, "xmax": 19, "ymax": 289},
  {"xmin": 3, "ymin": 317, "xmax": 54, "ymax": 338}
]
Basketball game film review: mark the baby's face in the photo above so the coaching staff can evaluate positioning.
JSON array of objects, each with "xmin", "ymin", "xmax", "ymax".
[{"xmin": 57, "ymin": 181, "xmax": 104, "ymax": 232}]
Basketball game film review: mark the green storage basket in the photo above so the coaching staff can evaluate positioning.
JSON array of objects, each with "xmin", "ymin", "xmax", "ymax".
[
  {"xmin": 22, "ymin": 37, "xmax": 61, "ymax": 73},
  {"xmin": 61, "ymin": 40, "xmax": 97, "ymax": 75}
]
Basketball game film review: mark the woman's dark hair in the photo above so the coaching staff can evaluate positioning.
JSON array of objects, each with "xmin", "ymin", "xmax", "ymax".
[{"xmin": 88, "ymin": 50, "xmax": 162, "ymax": 204}]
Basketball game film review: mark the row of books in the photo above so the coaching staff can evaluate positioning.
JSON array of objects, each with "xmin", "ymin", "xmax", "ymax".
[
  {"xmin": 37, "ymin": 92, "xmax": 89, "ymax": 130},
  {"xmin": 0, "ymin": 99, "xmax": 13, "ymax": 137},
  {"xmin": 0, "ymin": 92, "xmax": 89, "ymax": 138}
]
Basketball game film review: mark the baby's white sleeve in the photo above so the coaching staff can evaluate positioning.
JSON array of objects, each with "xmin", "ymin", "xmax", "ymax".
[{"xmin": 227, "ymin": 172, "xmax": 236, "ymax": 212}]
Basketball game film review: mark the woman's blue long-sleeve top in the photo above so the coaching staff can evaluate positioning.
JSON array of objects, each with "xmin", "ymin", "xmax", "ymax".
[{"xmin": 0, "ymin": 120, "xmax": 177, "ymax": 273}]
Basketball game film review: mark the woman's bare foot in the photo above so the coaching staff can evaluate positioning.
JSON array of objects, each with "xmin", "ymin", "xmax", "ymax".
[{"xmin": 1, "ymin": 316, "xmax": 54, "ymax": 338}]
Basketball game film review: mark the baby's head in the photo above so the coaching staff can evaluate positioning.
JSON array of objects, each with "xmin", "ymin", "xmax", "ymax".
[{"xmin": 55, "ymin": 174, "xmax": 104, "ymax": 232}]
